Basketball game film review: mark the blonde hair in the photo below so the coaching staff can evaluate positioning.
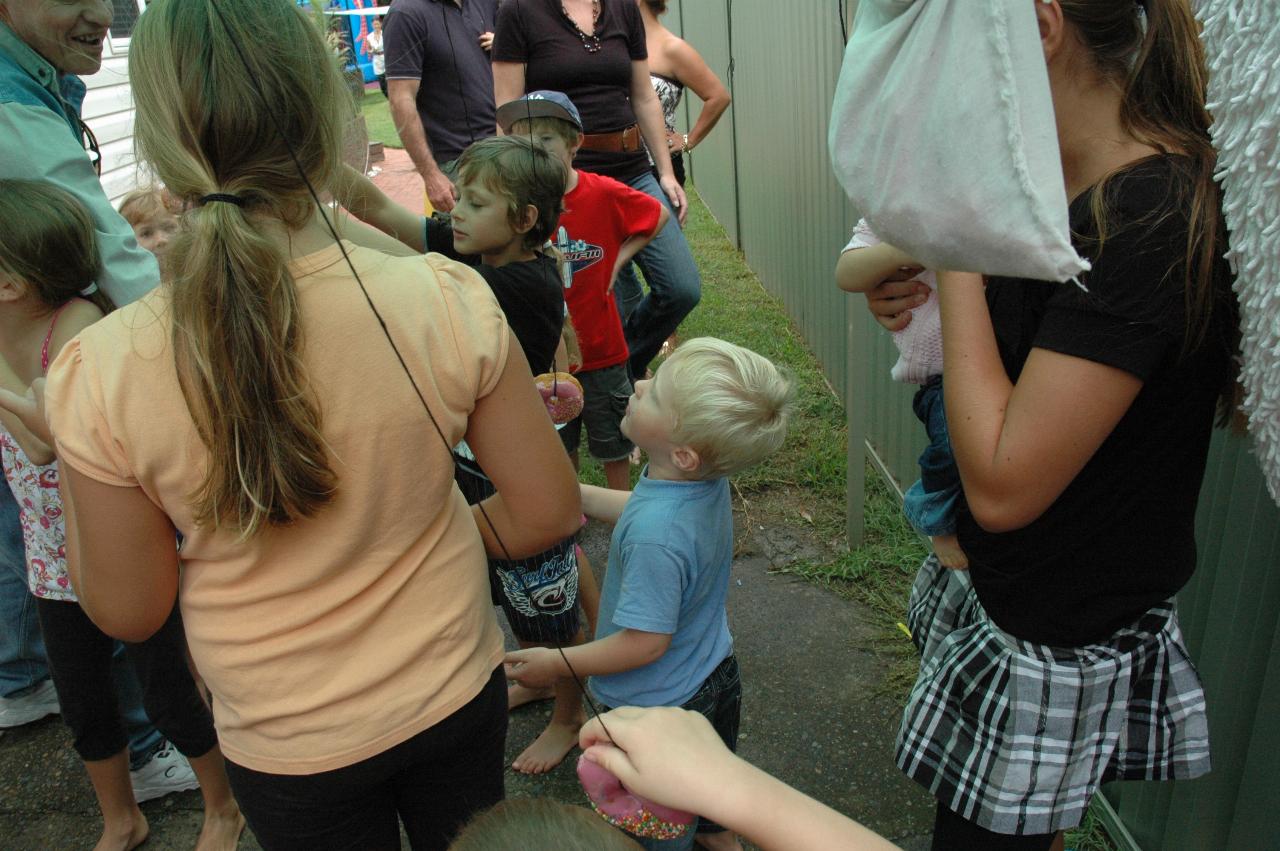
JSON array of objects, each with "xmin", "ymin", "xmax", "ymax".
[
  {"xmin": 129, "ymin": 0, "xmax": 351, "ymax": 536},
  {"xmin": 659, "ymin": 338, "xmax": 794, "ymax": 479},
  {"xmin": 0, "ymin": 180, "xmax": 115, "ymax": 316},
  {"xmin": 117, "ymin": 185, "xmax": 181, "ymax": 229},
  {"xmin": 509, "ymin": 115, "xmax": 583, "ymax": 149},
  {"xmin": 449, "ymin": 799, "xmax": 641, "ymax": 850}
]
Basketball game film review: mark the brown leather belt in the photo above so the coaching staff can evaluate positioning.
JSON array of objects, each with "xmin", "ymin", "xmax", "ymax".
[{"xmin": 579, "ymin": 125, "xmax": 643, "ymax": 153}]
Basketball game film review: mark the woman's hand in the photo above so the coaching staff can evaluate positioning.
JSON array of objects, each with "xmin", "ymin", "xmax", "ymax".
[
  {"xmin": 659, "ymin": 174, "xmax": 687, "ymax": 226},
  {"xmin": 478, "ymin": 31, "xmax": 494, "ymax": 51},
  {"xmin": 580, "ymin": 707, "xmax": 737, "ymax": 818},
  {"xmin": 864, "ymin": 275, "xmax": 929, "ymax": 332},
  {"xmin": 665, "ymin": 129, "xmax": 687, "ymax": 153}
]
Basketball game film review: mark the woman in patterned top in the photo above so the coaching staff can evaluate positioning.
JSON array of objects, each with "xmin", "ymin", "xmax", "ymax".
[{"xmin": 637, "ymin": 0, "xmax": 730, "ymax": 187}]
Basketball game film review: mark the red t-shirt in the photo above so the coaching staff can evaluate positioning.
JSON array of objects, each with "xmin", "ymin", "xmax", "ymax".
[{"xmin": 555, "ymin": 170, "xmax": 662, "ymax": 372}]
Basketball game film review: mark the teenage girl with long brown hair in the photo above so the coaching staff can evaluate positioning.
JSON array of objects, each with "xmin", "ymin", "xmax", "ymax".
[
  {"xmin": 869, "ymin": 2, "xmax": 1239, "ymax": 849},
  {"xmin": 36, "ymin": 0, "xmax": 580, "ymax": 848}
]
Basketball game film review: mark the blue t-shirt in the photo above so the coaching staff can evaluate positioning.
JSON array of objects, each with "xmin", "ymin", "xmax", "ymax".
[{"xmin": 590, "ymin": 470, "xmax": 734, "ymax": 708}]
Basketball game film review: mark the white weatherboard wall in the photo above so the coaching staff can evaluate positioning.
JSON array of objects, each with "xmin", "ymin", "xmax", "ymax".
[{"xmin": 87, "ymin": 21, "xmax": 145, "ymax": 205}]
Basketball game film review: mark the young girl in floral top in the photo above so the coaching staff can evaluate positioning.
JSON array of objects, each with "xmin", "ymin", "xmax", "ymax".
[{"xmin": 0, "ymin": 179, "xmax": 243, "ymax": 851}]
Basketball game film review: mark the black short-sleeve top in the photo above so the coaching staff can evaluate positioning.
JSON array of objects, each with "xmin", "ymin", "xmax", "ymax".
[
  {"xmin": 960, "ymin": 156, "xmax": 1236, "ymax": 648},
  {"xmin": 493, "ymin": 0, "xmax": 649, "ymax": 181}
]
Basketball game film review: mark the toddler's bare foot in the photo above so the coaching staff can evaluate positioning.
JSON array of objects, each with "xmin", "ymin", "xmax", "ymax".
[
  {"xmin": 695, "ymin": 831, "xmax": 744, "ymax": 851},
  {"xmin": 93, "ymin": 810, "xmax": 148, "ymax": 851},
  {"xmin": 508, "ymin": 681, "xmax": 554, "ymax": 710},
  {"xmin": 195, "ymin": 802, "xmax": 245, "ymax": 851},
  {"xmin": 932, "ymin": 534, "xmax": 968, "ymax": 570},
  {"xmin": 512, "ymin": 718, "xmax": 582, "ymax": 774}
]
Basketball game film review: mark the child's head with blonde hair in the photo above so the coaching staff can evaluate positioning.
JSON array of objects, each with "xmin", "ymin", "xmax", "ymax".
[
  {"xmin": 643, "ymin": 338, "xmax": 794, "ymax": 480},
  {"xmin": 449, "ymin": 799, "xmax": 640, "ymax": 850},
  {"xmin": 118, "ymin": 186, "xmax": 182, "ymax": 258}
]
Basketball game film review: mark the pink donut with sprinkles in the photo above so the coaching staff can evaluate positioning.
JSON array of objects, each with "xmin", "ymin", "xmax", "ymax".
[{"xmin": 577, "ymin": 755, "xmax": 695, "ymax": 840}]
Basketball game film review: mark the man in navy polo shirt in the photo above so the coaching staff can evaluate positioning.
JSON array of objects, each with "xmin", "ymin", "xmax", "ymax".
[{"xmin": 384, "ymin": 0, "xmax": 498, "ymax": 213}]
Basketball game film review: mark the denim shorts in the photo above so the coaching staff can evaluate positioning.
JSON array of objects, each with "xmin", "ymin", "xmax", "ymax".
[
  {"xmin": 558, "ymin": 363, "xmax": 634, "ymax": 462},
  {"xmin": 601, "ymin": 654, "xmax": 741, "ymax": 847},
  {"xmin": 903, "ymin": 376, "xmax": 961, "ymax": 537}
]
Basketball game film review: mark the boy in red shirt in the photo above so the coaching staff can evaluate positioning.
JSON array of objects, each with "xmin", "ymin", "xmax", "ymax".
[{"xmin": 498, "ymin": 92, "xmax": 669, "ymax": 491}]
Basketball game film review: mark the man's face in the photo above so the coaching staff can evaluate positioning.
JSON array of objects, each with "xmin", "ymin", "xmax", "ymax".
[{"xmin": 0, "ymin": 0, "xmax": 112, "ymax": 76}]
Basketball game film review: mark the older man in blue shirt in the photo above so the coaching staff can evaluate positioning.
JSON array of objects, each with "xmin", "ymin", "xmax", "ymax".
[{"xmin": 0, "ymin": 0, "xmax": 199, "ymax": 801}]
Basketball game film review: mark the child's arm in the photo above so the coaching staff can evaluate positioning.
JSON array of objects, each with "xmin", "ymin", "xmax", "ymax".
[
  {"xmin": 582, "ymin": 483, "xmax": 631, "ymax": 522},
  {"xmin": 835, "ymin": 240, "xmax": 922, "ymax": 294},
  {"xmin": 331, "ymin": 164, "xmax": 427, "ymax": 253},
  {"xmin": 505, "ymin": 628, "xmax": 672, "ymax": 687},
  {"xmin": 607, "ymin": 205, "xmax": 670, "ymax": 294},
  {"xmin": 559, "ymin": 313, "xmax": 583, "ymax": 372}
]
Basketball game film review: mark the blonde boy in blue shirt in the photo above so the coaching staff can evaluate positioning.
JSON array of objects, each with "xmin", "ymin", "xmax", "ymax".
[{"xmin": 506, "ymin": 337, "xmax": 793, "ymax": 851}]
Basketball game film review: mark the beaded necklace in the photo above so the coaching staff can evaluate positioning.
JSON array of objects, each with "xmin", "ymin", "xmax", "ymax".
[{"xmin": 559, "ymin": 0, "xmax": 602, "ymax": 53}]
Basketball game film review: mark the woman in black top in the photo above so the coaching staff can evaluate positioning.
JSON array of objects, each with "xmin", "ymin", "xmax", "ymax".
[
  {"xmin": 870, "ymin": 3, "xmax": 1238, "ymax": 850},
  {"xmin": 492, "ymin": 0, "xmax": 702, "ymax": 379}
]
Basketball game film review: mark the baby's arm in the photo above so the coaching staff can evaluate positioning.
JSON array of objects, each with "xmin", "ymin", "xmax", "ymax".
[
  {"xmin": 0, "ymin": 356, "xmax": 53, "ymax": 464},
  {"xmin": 608, "ymin": 205, "xmax": 671, "ymax": 293},
  {"xmin": 505, "ymin": 628, "xmax": 671, "ymax": 687},
  {"xmin": 332, "ymin": 164, "xmax": 427, "ymax": 253},
  {"xmin": 836, "ymin": 240, "xmax": 921, "ymax": 294},
  {"xmin": 582, "ymin": 483, "xmax": 631, "ymax": 522}
]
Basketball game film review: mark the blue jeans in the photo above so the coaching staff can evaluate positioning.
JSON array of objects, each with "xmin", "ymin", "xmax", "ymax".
[
  {"xmin": 902, "ymin": 377, "xmax": 961, "ymax": 537},
  {"xmin": 0, "ymin": 485, "xmax": 46, "ymax": 698},
  {"xmin": 612, "ymin": 171, "xmax": 701, "ymax": 378}
]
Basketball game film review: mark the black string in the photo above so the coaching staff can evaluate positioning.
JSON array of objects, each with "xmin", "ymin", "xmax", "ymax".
[
  {"xmin": 838, "ymin": 0, "xmax": 848, "ymax": 46},
  {"xmin": 207, "ymin": 0, "xmax": 614, "ymax": 745}
]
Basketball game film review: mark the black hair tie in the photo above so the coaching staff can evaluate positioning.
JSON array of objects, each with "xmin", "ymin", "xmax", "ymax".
[{"xmin": 198, "ymin": 193, "xmax": 247, "ymax": 207}]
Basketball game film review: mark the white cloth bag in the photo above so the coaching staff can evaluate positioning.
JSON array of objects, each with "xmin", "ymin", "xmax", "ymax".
[{"xmin": 829, "ymin": 0, "xmax": 1089, "ymax": 282}]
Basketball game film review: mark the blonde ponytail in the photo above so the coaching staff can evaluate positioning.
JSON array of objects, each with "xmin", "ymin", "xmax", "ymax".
[{"xmin": 129, "ymin": 0, "xmax": 351, "ymax": 535}]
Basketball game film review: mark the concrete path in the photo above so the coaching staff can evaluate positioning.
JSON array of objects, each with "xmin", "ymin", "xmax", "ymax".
[{"xmin": 0, "ymin": 516, "xmax": 934, "ymax": 849}]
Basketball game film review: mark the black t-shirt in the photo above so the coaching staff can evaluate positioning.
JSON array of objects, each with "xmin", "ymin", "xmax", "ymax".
[
  {"xmin": 383, "ymin": 0, "xmax": 498, "ymax": 163},
  {"xmin": 425, "ymin": 218, "xmax": 564, "ymax": 373},
  {"xmin": 960, "ymin": 156, "xmax": 1235, "ymax": 647},
  {"xmin": 493, "ymin": 0, "xmax": 649, "ymax": 181}
]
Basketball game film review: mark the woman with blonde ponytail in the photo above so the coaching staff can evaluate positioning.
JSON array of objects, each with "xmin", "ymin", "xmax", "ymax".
[
  {"xmin": 41, "ymin": 0, "xmax": 580, "ymax": 847},
  {"xmin": 865, "ymin": 2, "xmax": 1240, "ymax": 849}
]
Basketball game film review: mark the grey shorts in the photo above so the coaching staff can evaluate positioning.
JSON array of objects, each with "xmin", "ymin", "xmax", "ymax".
[{"xmin": 559, "ymin": 363, "xmax": 634, "ymax": 462}]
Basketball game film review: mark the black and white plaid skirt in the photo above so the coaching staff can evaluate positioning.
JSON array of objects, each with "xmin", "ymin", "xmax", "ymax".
[{"xmin": 895, "ymin": 556, "xmax": 1211, "ymax": 836}]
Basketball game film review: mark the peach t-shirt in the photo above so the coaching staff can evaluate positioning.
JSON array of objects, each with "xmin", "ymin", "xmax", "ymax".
[{"xmin": 45, "ymin": 243, "xmax": 508, "ymax": 774}]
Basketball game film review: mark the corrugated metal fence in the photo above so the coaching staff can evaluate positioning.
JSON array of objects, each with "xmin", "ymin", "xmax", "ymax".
[{"xmin": 663, "ymin": 0, "xmax": 1280, "ymax": 847}]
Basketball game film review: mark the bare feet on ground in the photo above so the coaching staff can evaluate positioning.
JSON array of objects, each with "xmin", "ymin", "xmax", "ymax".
[
  {"xmin": 695, "ymin": 830, "xmax": 745, "ymax": 851},
  {"xmin": 512, "ymin": 717, "xmax": 583, "ymax": 774},
  {"xmin": 508, "ymin": 681, "xmax": 554, "ymax": 710},
  {"xmin": 932, "ymin": 533, "xmax": 968, "ymax": 570},
  {"xmin": 195, "ymin": 803, "xmax": 246, "ymax": 851},
  {"xmin": 93, "ymin": 811, "xmax": 148, "ymax": 851}
]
